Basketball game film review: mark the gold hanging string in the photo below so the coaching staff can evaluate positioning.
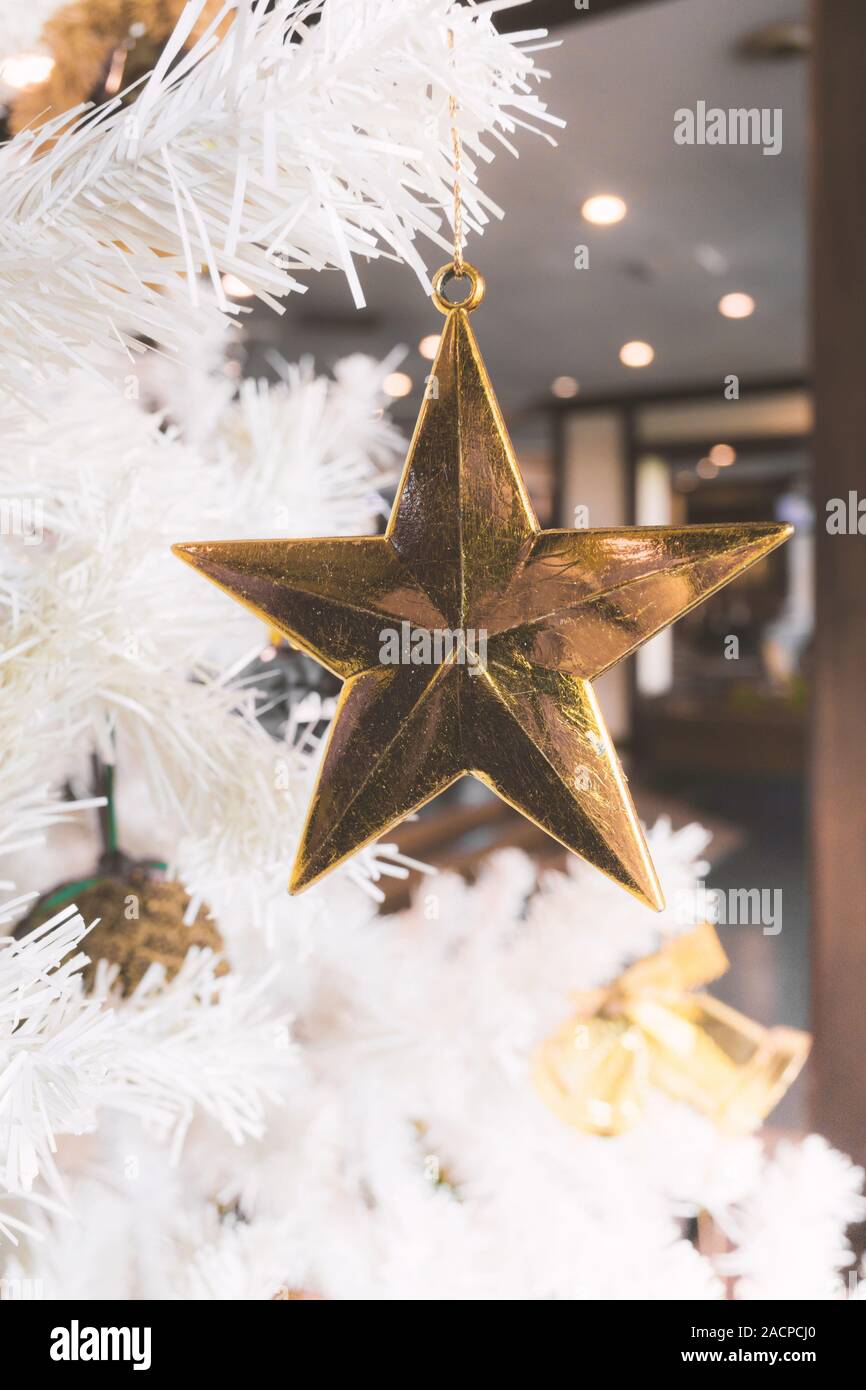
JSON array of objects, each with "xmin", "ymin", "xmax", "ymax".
[{"xmin": 447, "ymin": 27, "xmax": 464, "ymax": 275}]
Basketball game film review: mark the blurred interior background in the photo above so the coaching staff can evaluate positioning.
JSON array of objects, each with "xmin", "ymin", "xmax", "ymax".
[
  {"xmin": 3, "ymin": 0, "xmax": 862, "ymax": 1163},
  {"xmin": 240, "ymin": 0, "xmax": 817, "ymax": 1121}
]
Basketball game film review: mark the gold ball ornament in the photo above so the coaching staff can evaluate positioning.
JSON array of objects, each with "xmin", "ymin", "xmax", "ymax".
[{"xmin": 16, "ymin": 867, "xmax": 225, "ymax": 996}]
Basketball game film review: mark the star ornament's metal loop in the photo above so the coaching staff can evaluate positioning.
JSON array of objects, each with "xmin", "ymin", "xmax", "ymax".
[{"xmin": 431, "ymin": 261, "xmax": 485, "ymax": 314}]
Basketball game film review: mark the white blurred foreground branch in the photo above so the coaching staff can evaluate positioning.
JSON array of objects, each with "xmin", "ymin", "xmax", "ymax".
[{"xmin": 0, "ymin": 904, "xmax": 288, "ymax": 1231}]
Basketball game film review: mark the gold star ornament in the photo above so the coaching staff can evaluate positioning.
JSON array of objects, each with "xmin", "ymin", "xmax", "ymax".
[{"xmin": 173, "ymin": 263, "xmax": 791, "ymax": 909}]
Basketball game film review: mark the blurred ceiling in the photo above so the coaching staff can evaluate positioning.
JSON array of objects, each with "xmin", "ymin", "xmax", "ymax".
[{"xmin": 245, "ymin": 0, "xmax": 810, "ymax": 425}]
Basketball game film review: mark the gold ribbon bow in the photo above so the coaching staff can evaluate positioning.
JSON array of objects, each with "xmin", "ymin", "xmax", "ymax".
[{"xmin": 534, "ymin": 922, "xmax": 811, "ymax": 1136}]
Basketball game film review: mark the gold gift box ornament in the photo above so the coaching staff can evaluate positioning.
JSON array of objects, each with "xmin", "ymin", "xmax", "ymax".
[{"xmin": 534, "ymin": 922, "xmax": 811, "ymax": 1136}]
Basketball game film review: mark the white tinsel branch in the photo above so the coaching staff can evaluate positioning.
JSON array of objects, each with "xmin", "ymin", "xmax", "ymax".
[
  {"xmin": 92, "ymin": 949, "xmax": 291, "ymax": 1160},
  {"xmin": 1, "ymin": 903, "xmax": 290, "ymax": 1237},
  {"xmin": 0, "ymin": 905, "xmax": 110, "ymax": 1200},
  {"xmin": 0, "ymin": 0, "xmax": 560, "ymax": 399},
  {"xmin": 0, "ymin": 351, "xmax": 414, "ymax": 926},
  {"xmin": 719, "ymin": 1136, "xmax": 866, "ymax": 1299},
  {"xmin": 3, "ymin": 828, "xmax": 863, "ymax": 1296}
]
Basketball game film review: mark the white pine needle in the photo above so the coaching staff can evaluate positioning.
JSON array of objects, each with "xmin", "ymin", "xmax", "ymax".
[{"xmin": 0, "ymin": 0, "xmax": 561, "ymax": 400}]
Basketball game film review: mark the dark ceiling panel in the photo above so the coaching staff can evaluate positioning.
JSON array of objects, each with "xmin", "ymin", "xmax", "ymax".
[{"xmin": 495, "ymin": 0, "xmax": 667, "ymax": 34}]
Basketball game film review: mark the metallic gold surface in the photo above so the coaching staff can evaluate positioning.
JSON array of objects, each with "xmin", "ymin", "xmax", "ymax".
[
  {"xmin": 17, "ymin": 872, "xmax": 225, "ymax": 996},
  {"xmin": 534, "ymin": 922, "xmax": 812, "ymax": 1135},
  {"xmin": 173, "ymin": 264, "xmax": 791, "ymax": 904}
]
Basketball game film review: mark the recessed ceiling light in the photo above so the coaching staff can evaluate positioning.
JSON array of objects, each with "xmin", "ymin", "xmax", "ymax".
[
  {"xmin": 718, "ymin": 291, "xmax": 755, "ymax": 319},
  {"xmin": 551, "ymin": 375, "xmax": 579, "ymax": 399},
  {"xmin": 619, "ymin": 340, "xmax": 654, "ymax": 368},
  {"xmin": 696, "ymin": 457, "xmax": 719, "ymax": 479},
  {"xmin": 383, "ymin": 371, "xmax": 413, "ymax": 398},
  {"xmin": 0, "ymin": 53, "xmax": 55, "ymax": 89},
  {"xmin": 221, "ymin": 273, "xmax": 254, "ymax": 299},
  {"xmin": 709, "ymin": 443, "xmax": 736, "ymax": 467},
  {"xmin": 418, "ymin": 334, "xmax": 440, "ymax": 360},
  {"xmin": 581, "ymin": 194, "xmax": 627, "ymax": 226}
]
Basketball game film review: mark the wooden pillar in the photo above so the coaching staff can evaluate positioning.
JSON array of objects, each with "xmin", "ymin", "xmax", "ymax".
[{"xmin": 810, "ymin": 0, "xmax": 866, "ymax": 1163}]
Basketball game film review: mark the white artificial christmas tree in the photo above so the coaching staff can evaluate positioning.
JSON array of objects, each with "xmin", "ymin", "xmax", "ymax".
[{"xmin": 1, "ymin": 0, "xmax": 862, "ymax": 1302}]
